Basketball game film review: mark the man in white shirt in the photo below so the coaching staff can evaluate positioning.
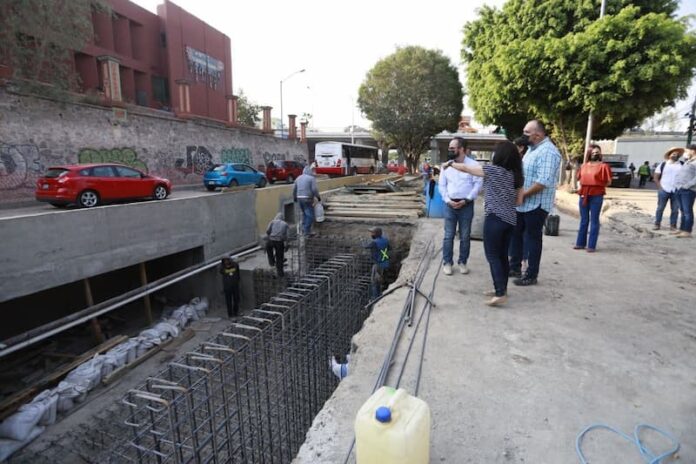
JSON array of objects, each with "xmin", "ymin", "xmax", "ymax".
[
  {"xmin": 654, "ymin": 147, "xmax": 683, "ymax": 231},
  {"xmin": 438, "ymin": 137, "xmax": 483, "ymax": 275}
]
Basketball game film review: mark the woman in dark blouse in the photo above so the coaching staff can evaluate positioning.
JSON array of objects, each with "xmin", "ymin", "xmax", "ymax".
[{"xmin": 447, "ymin": 141, "xmax": 524, "ymax": 306}]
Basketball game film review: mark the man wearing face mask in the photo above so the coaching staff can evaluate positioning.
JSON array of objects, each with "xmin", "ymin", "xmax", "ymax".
[
  {"xmin": 653, "ymin": 147, "xmax": 684, "ymax": 232},
  {"xmin": 508, "ymin": 120, "xmax": 561, "ymax": 286},
  {"xmin": 438, "ymin": 137, "xmax": 483, "ymax": 275},
  {"xmin": 673, "ymin": 144, "xmax": 696, "ymax": 238}
]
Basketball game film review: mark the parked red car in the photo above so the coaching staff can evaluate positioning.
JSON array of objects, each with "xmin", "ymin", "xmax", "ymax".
[
  {"xmin": 35, "ymin": 164, "xmax": 172, "ymax": 208},
  {"xmin": 265, "ymin": 160, "xmax": 304, "ymax": 184}
]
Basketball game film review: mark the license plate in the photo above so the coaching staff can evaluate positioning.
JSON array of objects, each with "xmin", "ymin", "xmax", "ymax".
[
  {"xmin": 612, "ymin": 176, "xmax": 618, "ymax": 179},
  {"xmin": 42, "ymin": 184, "xmax": 49, "ymax": 189},
  {"xmin": 208, "ymin": 181, "xmax": 215, "ymax": 185}
]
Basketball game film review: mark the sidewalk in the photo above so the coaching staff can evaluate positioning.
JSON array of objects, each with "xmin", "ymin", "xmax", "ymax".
[{"xmin": 295, "ymin": 213, "xmax": 696, "ymax": 463}]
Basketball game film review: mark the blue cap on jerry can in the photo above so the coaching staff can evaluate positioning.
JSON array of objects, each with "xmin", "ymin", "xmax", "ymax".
[{"xmin": 375, "ymin": 406, "xmax": 392, "ymax": 423}]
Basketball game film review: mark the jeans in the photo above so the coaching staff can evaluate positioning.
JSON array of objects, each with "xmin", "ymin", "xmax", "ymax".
[
  {"xmin": 575, "ymin": 195, "xmax": 604, "ymax": 250},
  {"xmin": 483, "ymin": 214, "xmax": 514, "ymax": 297},
  {"xmin": 442, "ymin": 202, "xmax": 474, "ymax": 266},
  {"xmin": 677, "ymin": 189, "xmax": 695, "ymax": 232},
  {"xmin": 655, "ymin": 190, "xmax": 678, "ymax": 227},
  {"xmin": 509, "ymin": 206, "xmax": 548, "ymax": 279},
  {"xmin": 265, "ymin": 240, "xmax": 285, "ymax": 276},
  {"xmin": 224, "ymin": 284, "xmax": 240, "ymax": 317},
  {"xmin": 299, "ymin": 199, "xmax": 315, "ymax": 234},
  {"xmin": 370, "ymin": 264, "xmax": 385, "ymax": 299}
]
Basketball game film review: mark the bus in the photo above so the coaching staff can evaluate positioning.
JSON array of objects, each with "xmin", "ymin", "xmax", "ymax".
[{"xmin": 314, "ymin": 142, "xmax": 378, "ymax": 176}]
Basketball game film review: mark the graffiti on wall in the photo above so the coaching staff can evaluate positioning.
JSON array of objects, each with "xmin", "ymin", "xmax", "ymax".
[
  {"xmin": 78, "ymin": 148, "xmax": 148, "ymax": 173},
  {"xmin": 175, "ymin": 146, "xmax": 215, "ymax": 175},
  {"xmin": 0, "ymin": 141, "xmax": 47, "ymax": 190},
  {"xmin": 221, "ymin": 147, "xmax": 251, "ymax": 165}
]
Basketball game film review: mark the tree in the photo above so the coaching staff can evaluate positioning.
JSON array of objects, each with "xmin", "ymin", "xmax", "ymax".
[
  {"xmin": 462, "ymin": 0, "xmax": 696, "ymax": 160},
  {"xmin": 0, "ymin": 0, "xmax": 109, "ymax": 96},
  {"xmin": 358, "ymin": 46, "xmax": 463, "ymax": 173},
  {"xmin": 236, "ymin": 89, "xmax": 261, "ymax": 127}
]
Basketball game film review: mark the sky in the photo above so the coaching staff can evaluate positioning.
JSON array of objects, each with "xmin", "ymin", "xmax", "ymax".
[{"xmin": 131, "ymin": 0, "xmax": 696, "ymax": 132}]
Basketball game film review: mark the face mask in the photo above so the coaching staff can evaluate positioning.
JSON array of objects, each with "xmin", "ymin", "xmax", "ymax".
[
  {"xmin": 447, "ymin": 150, "xmax": 458, "ymax": 160},
  {"xmin": 590, "ymin": 154, "xmax": 601, "ymax": 162},
  {"xmin": 519, "ymin": 134, "xmax": 531, "ymax": 147}
]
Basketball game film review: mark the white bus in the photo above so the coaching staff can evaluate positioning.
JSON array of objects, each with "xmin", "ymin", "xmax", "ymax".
[{"xmin": 314, "ymin": 142, "xmax": 378, "ymax": 176}]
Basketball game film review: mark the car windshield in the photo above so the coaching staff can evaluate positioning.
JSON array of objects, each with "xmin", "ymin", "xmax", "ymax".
[
  {"xmin": 606, "ymin": 162, "xmax": 626, "ymax": 168},
  {"xmin": 44, "ymin": 168, "xmax": 69, "ymax": 178}
]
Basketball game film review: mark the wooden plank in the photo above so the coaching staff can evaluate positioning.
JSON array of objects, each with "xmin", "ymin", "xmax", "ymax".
[
  {"xmin": 325, "ymin": 202, "xmax": 423, "ymax": 209},
  {"xmin": 0, "ymin": 335, "xmax": 128, "ymax": 421},
  {"xmin": 326, "ymin": 210, "xmax": 420, "ymax": 218}
]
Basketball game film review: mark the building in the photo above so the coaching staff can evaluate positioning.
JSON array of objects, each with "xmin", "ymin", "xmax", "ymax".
[{"xmin": 5, "ymin": 0, "xmax": 234, "ymax": 122}]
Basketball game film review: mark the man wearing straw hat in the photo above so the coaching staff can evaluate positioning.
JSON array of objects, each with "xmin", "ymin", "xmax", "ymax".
[{"xmin": 653, "ymin": 147, "xmax": 684, "ymax": 231}]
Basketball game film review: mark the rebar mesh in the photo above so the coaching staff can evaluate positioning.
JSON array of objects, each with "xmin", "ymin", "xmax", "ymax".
[{"xmin": 97, "ymin": 253, "xmax": 370, "ymax": 464}]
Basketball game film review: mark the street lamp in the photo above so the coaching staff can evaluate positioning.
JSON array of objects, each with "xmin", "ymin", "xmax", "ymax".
[{"xmin": 280, "ymin": 68, "xmax": 305, "ymax": 138}]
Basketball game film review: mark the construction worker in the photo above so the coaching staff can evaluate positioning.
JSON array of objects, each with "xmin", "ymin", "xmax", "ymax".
[
  {"xmin": 364, "ymin": 226, "xmax": 390, "ymax": 299},
  {"xmin": 265, "ymin": 213, "xmax": 289, "ymax": 277},
  {"xmin": 219, "ymin": 257, "xmax": 240, "ymax": 318}
]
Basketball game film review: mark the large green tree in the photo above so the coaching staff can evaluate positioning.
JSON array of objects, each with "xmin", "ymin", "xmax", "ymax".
[
  {"xmin": 236, "ymin": 89, "xmax": 262, "ymax": 127},
  {"xmin": 463, "ymin": 0, "xmax": 696, "ymax": 159},
  {"xmin": 0, "ymin": 0, "xmax": 109, "ymax": 96},
  {"xmin": 358, "ymin": 46, "xmax": 463, "ymax": 172}
]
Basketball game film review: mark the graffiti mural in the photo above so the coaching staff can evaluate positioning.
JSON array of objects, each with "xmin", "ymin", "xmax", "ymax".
[
  {"xmin": 221, "ymin": 147, "xmax": 251, "ymax": 165},
  {"xmin": 175, "ymin": 146, "xmax": 215, "ymax": 175},
  {"xmin": 262, "ymin": 151, "xmax": 288, "ymax": 165},
  {"xmin": 0, "ymin": 141, "xmax": 48, "ymax": 190},
  {"xmin": 78, "ymin": 148, "xmax": 148, "ymax": 173}
]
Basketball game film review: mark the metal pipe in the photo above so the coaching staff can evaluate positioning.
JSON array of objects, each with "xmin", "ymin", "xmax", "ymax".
[{"xmin": 0, "ymin": 244, "xmax": 261, "ymax": 358}]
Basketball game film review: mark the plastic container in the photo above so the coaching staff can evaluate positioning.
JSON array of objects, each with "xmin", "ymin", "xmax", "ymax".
[{"xmin": 355, "ymin": 387, "xmax": 430, "ymax": 464}]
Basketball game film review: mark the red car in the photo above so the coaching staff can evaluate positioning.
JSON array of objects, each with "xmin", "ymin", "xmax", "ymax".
[
  {"xmin": 265, "ymin": 160, "xmax": 304, "ymax": 184},
  {"xmin": 35, "ymin": 164, "xmax": 172, "ymax": 208}
]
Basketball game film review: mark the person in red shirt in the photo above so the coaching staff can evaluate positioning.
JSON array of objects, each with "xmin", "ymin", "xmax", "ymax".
[{"xmin": 574, "ymin": 144, "xmax": 612, "ymax": 252}]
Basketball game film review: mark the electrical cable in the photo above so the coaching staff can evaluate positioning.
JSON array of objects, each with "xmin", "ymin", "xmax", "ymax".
[{"xmin": 575, "ymin": 423, "xmax": 680, "ymax": 464}]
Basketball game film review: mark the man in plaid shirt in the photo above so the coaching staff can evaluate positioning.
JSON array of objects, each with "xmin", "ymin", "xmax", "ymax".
[{"xmin": 509, "ymin": 120, "xmax": 561, "ymax": 286}]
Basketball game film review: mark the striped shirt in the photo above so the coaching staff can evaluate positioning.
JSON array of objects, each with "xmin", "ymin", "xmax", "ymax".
[
  {"xmin": 517, "ymin": 137, "xmax": 561, "ymax": 213},
  {"xmin": 483, "ymin": 164, "xmax": 518, "ymax": 226}
]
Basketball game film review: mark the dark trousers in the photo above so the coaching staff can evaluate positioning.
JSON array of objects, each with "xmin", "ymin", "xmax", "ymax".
[
  {"xmin": 639, "ymin": 175, "xmax": 648, "ymax": 187},
  {"xmin": 266, "ymin": 240, "xmax": 285, "ymax": 276},
  {"xmin": 483, "ymin": 214, "xmax": 514, "ymax": 297},
  {"xmin": 509, "ymin": 206, "xmax": 548, "ymax": 279},
  {"xmin": 224, "ymin": 284, "xmax": 240, "ymax": 317}
]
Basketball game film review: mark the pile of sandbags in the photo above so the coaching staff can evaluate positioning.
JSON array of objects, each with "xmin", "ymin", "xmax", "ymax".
[{"xmin": 0, "ymin": 297, "xmax": 208, "ymax": 460}]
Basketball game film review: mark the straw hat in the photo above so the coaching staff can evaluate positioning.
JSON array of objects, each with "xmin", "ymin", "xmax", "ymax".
[{"xmin": 663, "ymin": 147, "xmax": 685, "ymax": 159}]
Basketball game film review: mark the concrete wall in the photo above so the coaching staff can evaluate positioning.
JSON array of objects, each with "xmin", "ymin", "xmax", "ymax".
[
  {"xmin": 612, "ymin": 134, "xmax": 689, "ymax": 167},
  {"xmin": 0, "ymin": 87, "xmax": 308, "ymax": 204},
  {"xmin": 0, "ymin": 189, "xmax": 257, "ymax": 303}
]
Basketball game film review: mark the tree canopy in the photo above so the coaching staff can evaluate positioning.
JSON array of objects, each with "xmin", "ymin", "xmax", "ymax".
[
  {"xmin": 462, "ymin": 0, "xmax": 696, "ymax": 158},
  {"xmin": 236, "ymin": 89, "xmax": 262, "ymax": 127},
  {"xmin": 358, "ymin": 46, "xmax": 463, "ymax": 172},
  {"xmin": 0, "ymin": 0, "xmax": 109, "ymax": 96}
]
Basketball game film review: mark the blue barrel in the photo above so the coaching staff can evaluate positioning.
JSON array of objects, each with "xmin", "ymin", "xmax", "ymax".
[{"xmin": 424, "ymin": 180, "xmax": 445, "ymax": 218}]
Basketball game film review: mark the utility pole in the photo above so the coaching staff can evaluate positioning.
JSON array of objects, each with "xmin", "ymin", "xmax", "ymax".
[
  {"xmin": 583, "ymin": 0, "xmax": 608, "ymax": 162},
  {"xmin": 687, "ymin": 94, "xmax": 696, "ymax": 146}
]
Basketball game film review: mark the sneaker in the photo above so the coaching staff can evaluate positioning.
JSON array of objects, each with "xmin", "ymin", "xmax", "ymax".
[
  {"xmin": 573, "ymin": 246, "xmax": 585, "ymax": 250},
  {"xmin": 676, "ymin": 231, "xmax": 692, "ymax": 238},
  {"xmin": 443, "ymin": 264, "xmax": 453, "ymax": 275},
  {"xmin": 486, "ymin": 295, "xmax": 508, "ymax": 307},
  {"xmin": 586, "ymin": 248, "xmax": 596, "ymax": 253},
  {"xmin": 670, "ymin": 225, "xmax": 678, "ymax": 231},
  {"xmin": 669, "ymin": 229, "xmax": 682, "ymax": 235},
  {"xmin": 513, "ymin": 276, "xmax": 537, "ymax": 286},
  {"xmin": 458, "ymin": 264, "xmax": 469, "ymax": 275},
  {"xmin": 652, "ymin": 224, "xmax": 661, "ymax": 231},
  {"xmin": 483, "ymin": 289, "xmax": 496, "ymax": 297},
  {"xmin": 509, "ymin": 269, "xmax": 522, "ymax": 278}
]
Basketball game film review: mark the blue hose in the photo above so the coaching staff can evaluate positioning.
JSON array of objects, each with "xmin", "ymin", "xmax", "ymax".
[{"xmin": 576, "ymin": 423, "xmax": 680, "ymax": 464}]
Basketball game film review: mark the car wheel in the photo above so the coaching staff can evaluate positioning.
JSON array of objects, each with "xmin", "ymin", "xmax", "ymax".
[
  {"xmin": 206, "ymin": 185, "xmax": 216, "ymax": 191},
  {"xmin": 49, "ymin": 202, "xmax": 66, "ymax": 208},
  {"xmin": 228, "ymin": 179, "xmax": 239, "ymax": 187},
  {"xmin": 287, "ymin": 174, "xmax": 295, "ymax": 183},
  {"xmin": 78, "ymin": 190, "xmax": 100, "ymax": 208},
  {"xmin": 257, "ymin": 177, "xmax": 267, "ymax": 188},
  {"xmin": 154, "ymin": 185, "xmax": 168, "ymax": 200}
]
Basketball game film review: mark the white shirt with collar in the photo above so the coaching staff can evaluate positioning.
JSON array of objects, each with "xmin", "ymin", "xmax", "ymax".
[
  {"xmin": 438, "ymin": 156, "xmax": 483, "ymax": 203},
  {"xmin": 656, "ymin": 160, "xmax": 682, "ymax": 193}
]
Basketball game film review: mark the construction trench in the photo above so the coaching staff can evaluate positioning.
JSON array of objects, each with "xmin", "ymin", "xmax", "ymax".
[{"xmin": 1, "ymin": 177, "xmax": 420, "ymax": 463}]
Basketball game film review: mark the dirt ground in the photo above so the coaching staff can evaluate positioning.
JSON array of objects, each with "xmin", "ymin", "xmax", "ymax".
[{"xmin": 295, "ymin": 187, "xmax": 696, "ymax": 463}]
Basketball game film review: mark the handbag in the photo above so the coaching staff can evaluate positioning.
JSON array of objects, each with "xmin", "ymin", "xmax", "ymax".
[{"xmin": 544, "ymin": 207, "xmax": 560, "ymax": 236}]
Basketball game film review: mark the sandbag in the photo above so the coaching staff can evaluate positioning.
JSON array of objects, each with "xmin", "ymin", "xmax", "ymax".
[
  {"xmin": 65, "ymin": 355, "xmax": 105, "ymax": 391},
  {"xmin": 0, "ymin": 402, "xmax": 45, "ymax": 441},
  {"xmin": 152, "ymin": 321, "xmax": 179, "ymax": 340},
  {"xmin": 56, "ymin": 381, "xmax": 88, "ymax": 413},
  {"xmin": 190, "ymin": 297, "xmax": 209, "ymax": 318},
  {"xmin": 0, "ymin": 425, "xmax": 44, "ymax": 461},
  {"xmin": 31, "ymin": 390, "xmax": 58, "ymax": 426}
]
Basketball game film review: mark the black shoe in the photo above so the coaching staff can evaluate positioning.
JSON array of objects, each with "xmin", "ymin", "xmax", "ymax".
[
  {"xmin": 513, "ymin": 276, "xmax": 537, "ymax": 286},
  {"xmin": 509, "ymin": 269, "xmax": 522, "ymax": 278}
]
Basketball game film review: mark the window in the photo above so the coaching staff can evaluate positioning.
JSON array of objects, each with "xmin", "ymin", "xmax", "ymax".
[
  {"xmin": 45, "ymin": 168, "xmax": 69, "ymax": 178},
  {"xmin": 233, "ymin": 164, "xmax": 248, "ymax": 172},
  {"xmin": 91, "ymin": 166, "xmax": 116, "ymax": 177},
  {"xmin": 115, "ymin": 166, "xmax": 142, "ymax": 178}
]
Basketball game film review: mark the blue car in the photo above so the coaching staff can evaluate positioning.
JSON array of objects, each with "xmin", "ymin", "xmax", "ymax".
[{"xmin": 203, "ymin": 163, "xmax": 267, "ymax": 191}]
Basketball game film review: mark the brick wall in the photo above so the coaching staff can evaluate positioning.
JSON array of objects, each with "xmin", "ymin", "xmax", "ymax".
[{"xmin": 0, "ymin": 87, "xmax": 308, "ymax": 205}]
